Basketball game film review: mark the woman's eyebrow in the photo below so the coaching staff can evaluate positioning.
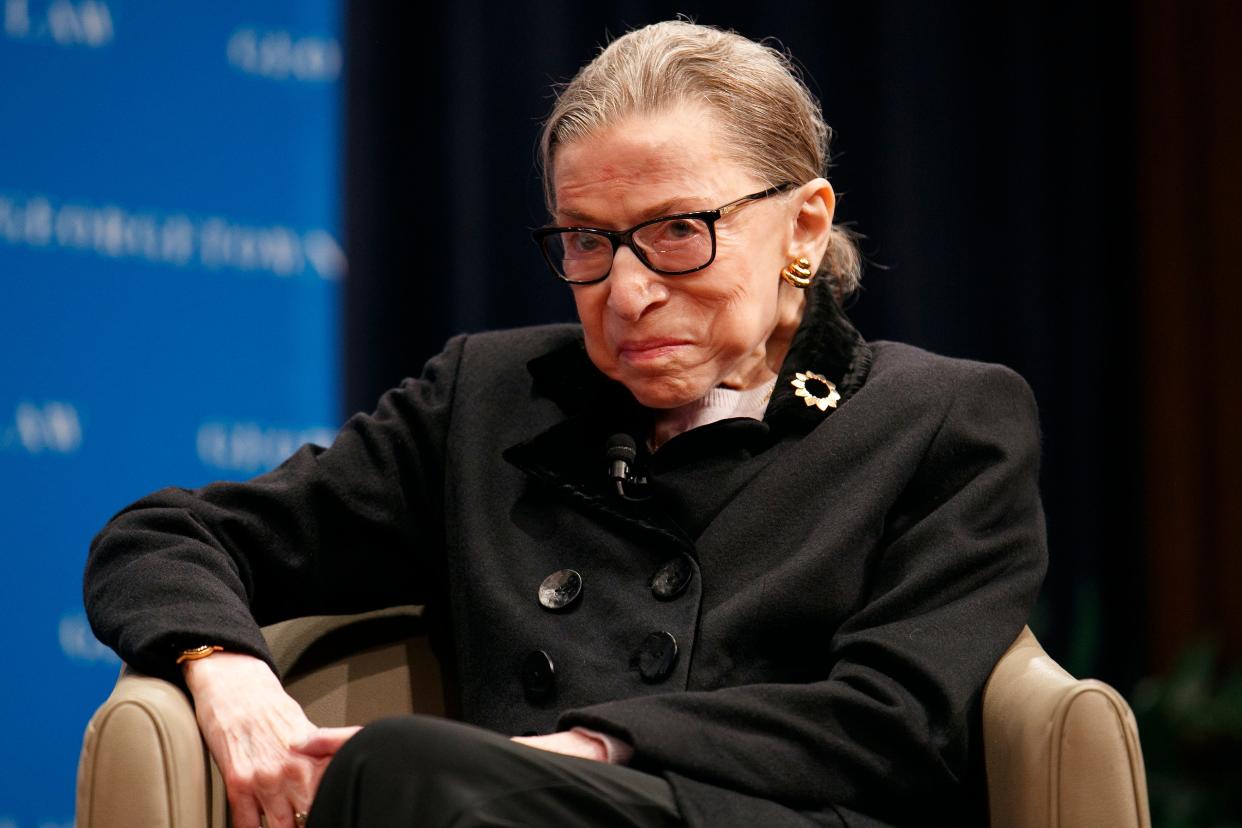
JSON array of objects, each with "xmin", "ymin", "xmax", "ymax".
[{"xmin": 558, "ymin": 196, "xmax": 708, "ymax": 226}]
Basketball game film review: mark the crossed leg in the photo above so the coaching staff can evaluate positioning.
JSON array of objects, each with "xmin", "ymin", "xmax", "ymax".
[{"xmin": 308, "ymin": 715, "xmax": 684, "ymax": 827}]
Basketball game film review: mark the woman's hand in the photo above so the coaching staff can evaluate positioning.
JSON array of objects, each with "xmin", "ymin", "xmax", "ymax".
[
  {"xmin": 510, "ymin": 730, "xmax": 609, "ymax": 761},
  {"xmin": 183, "ymin": 652, "xmax": 357, "ymax": 828}
]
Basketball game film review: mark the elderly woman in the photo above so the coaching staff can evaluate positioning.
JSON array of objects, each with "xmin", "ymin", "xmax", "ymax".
[{"xmin": 85, "ymin": 20, "xmax": 1045, "ymax": 828}]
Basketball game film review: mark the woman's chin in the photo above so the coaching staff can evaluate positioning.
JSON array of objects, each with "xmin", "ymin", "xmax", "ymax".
[{"xmin": 621, "ymin": 375, "xmax": 709, "ymax": 410}]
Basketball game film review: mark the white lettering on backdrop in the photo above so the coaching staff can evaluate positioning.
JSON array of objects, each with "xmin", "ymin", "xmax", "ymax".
[{"xmin": 0, "ymin": 192, "xmax": 346, "ymax": 280}]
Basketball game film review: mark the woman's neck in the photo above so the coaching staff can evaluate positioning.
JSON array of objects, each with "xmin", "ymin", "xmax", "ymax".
[
  {"xmin": 650, "ymin": 377, "xmax": 776, "ymax": 450},
  {"xmin": 715, "ymin": 288, "xmax": 805, "ymax": 391}
]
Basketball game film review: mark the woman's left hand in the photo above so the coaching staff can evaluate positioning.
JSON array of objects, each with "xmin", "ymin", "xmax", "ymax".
[{"xmin": 510, "ymin": 730, "xmax": 608, "ymax": 761}]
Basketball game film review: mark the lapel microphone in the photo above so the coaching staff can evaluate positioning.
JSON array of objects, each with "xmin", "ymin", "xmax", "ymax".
[{"xmin": 605, "ymin": 433, "xmax": 646, "ymax": 498}]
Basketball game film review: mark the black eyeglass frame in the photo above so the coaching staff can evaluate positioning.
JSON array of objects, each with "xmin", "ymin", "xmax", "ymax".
[{"xmin": 532, "ymin": 182, "xmax": 797, "ymax": 285}]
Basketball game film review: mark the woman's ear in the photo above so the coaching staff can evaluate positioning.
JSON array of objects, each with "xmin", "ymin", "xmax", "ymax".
[{"xmin": 790, "ymin": 178, "xmax": 836, "ymax": 269}]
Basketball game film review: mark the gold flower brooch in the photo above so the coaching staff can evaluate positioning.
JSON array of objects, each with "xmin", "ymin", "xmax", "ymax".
[{"xmin": 791, "ymin": 371, "xmax": 841, "ymax": 411}]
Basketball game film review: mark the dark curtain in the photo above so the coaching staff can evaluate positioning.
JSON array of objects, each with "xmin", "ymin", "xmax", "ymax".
[
  {"xmin": 1138, "ymin": 0, "xmax": 1242, "ymax": 669},
  {"xmin": 343, "ymin": 2, "xmax": 1149, "ymax": 689}
]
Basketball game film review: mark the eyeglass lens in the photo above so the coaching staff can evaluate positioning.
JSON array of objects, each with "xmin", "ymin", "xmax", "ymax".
[{"xmin": 544, "ymin": 217, "xmax": 713, "ymax": 283}]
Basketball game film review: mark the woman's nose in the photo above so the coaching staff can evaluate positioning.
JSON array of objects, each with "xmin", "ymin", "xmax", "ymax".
[{"xmin": 606, "ymin": 246, "xmax": 669, "ymax": 321}]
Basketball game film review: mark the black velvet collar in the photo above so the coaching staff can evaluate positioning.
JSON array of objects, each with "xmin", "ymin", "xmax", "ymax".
[
  {"xmin": 760, "ymin": 278, "xmax": 873, "ymax": 431},
  {"xmin": 501, "ymin": 279, "xmax": 872, "ymax": 550}
]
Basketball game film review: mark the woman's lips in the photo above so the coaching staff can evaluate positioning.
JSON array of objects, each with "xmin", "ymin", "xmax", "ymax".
[{"xmin": 616, "ymin": 338, "xmax": 691, "ymax": 363}]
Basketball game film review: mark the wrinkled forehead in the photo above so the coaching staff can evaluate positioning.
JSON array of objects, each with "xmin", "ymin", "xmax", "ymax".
[{"xmin": 548, "ymin": 106, "xmax": 756, "ymax": 223}]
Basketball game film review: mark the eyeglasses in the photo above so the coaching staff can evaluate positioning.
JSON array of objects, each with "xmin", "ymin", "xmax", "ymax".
[{"xmin": 532, "ymin": 182, "xmax": 796, "ymax": 285}]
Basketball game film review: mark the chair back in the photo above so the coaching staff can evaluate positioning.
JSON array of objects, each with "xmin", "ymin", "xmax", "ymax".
[{"xmin": 263, "ymin": 605, "xmax": 444, "ymax": 725}]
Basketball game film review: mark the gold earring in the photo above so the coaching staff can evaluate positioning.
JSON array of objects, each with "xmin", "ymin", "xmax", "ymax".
[{"xmin": 780, "ymin": 256, "xmax": 814, "ymax": 288}]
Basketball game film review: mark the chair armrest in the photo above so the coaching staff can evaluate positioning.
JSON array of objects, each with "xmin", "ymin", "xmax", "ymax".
[
  {"xmin": 983, "ymin": 626, "xmax": 1151, "ymax": 828},
  {"xmin": 76, "ymin": 606, "xmax": 435, "ymax": 828},
  {"xmin": 76, "ymin": 670, "xmax": 215, "ymax": 828}
]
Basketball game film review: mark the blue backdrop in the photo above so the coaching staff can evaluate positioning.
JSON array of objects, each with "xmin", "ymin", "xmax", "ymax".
[{"xmin": 0, "ymin": 3, "xmax": 342, "ymax": 824}]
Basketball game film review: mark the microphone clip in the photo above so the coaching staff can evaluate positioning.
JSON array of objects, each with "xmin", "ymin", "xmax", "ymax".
[{"xmin": 605, "ymin": 433, "xmax": 650, "ymax": 501}]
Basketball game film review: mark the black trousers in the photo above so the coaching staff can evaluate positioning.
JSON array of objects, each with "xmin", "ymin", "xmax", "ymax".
[{"xmin": 308, "ymin": 716, "xmax": 685, "ymax": 827}]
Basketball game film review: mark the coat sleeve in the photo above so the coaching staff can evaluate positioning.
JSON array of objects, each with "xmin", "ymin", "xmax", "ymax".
[
  {"xmin": 557, "ymin": 362, "xmax": 1048, "ymax": 824},
  {"xmin": 83, "ymin": 335, "xmax": 466, "ymax": 684}
]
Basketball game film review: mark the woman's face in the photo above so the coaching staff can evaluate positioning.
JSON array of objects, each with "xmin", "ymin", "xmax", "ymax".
[{"xmin": 552, "ymin": 105, "xmax": 830, "ymax": 409}]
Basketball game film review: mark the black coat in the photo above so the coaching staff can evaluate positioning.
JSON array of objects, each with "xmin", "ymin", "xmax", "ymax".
[{"xmin": 85, "ymin": 283, "xmax": 1047, "ymax": 827}]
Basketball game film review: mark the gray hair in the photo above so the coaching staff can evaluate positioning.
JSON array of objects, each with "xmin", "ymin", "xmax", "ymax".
[{"xmin": 539, "ymin": 20, "xmax": 862, "ymax": 299}]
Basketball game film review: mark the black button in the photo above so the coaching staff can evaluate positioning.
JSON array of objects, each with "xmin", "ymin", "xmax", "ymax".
[
  {"xmin": 521, "ymin": 650, "xmax": 556, "ymax": 701},
  {"xmin": 650, "ymin": 555, "xmax": 693, "ymax": 600},
  {"xmin": 538, "ymin": 568, "xmax": 583, "ymax": 610},
  {"xmin": 636, "ymin": 631, "xmax": 678, "ymax": 683}
]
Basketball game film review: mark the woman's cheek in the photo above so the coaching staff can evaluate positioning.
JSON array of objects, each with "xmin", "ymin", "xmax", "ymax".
[{"xmin": 582, "ymin": 334, "xmax": 620, "ymax": 381}]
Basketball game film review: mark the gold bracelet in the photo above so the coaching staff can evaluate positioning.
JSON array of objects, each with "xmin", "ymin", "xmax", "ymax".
[{"xmin": 175, "ymin": 644, "xmax": 224, "ymax": 665}]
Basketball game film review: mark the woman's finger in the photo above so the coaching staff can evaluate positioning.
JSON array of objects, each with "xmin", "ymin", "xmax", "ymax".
[
  {"xmin": 304, "ymin": 754, "xmax": 335, "ymax": 807},
  {"xmin": 292, "ymin": 725, "xmax": 362, "ymax": 758},
  {"xmin": 510, "ymin": 730, "xmax": 607, "ymax": 761},
  {"xmin": 258, "ymin": 796, "xmax": 296, "ymax": 828},
  {"xmin": 228, "ymin": 791, "xmax": 261, "ymax": 828},
  {"xmin": 254, "ymin": 771, "xmax": 304, "ymax": 828}
]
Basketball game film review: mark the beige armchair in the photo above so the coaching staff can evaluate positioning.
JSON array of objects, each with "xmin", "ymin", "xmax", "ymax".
[{"xmin": 77, "ymin": 616, "xmax": 1150, "ymax": 827}]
